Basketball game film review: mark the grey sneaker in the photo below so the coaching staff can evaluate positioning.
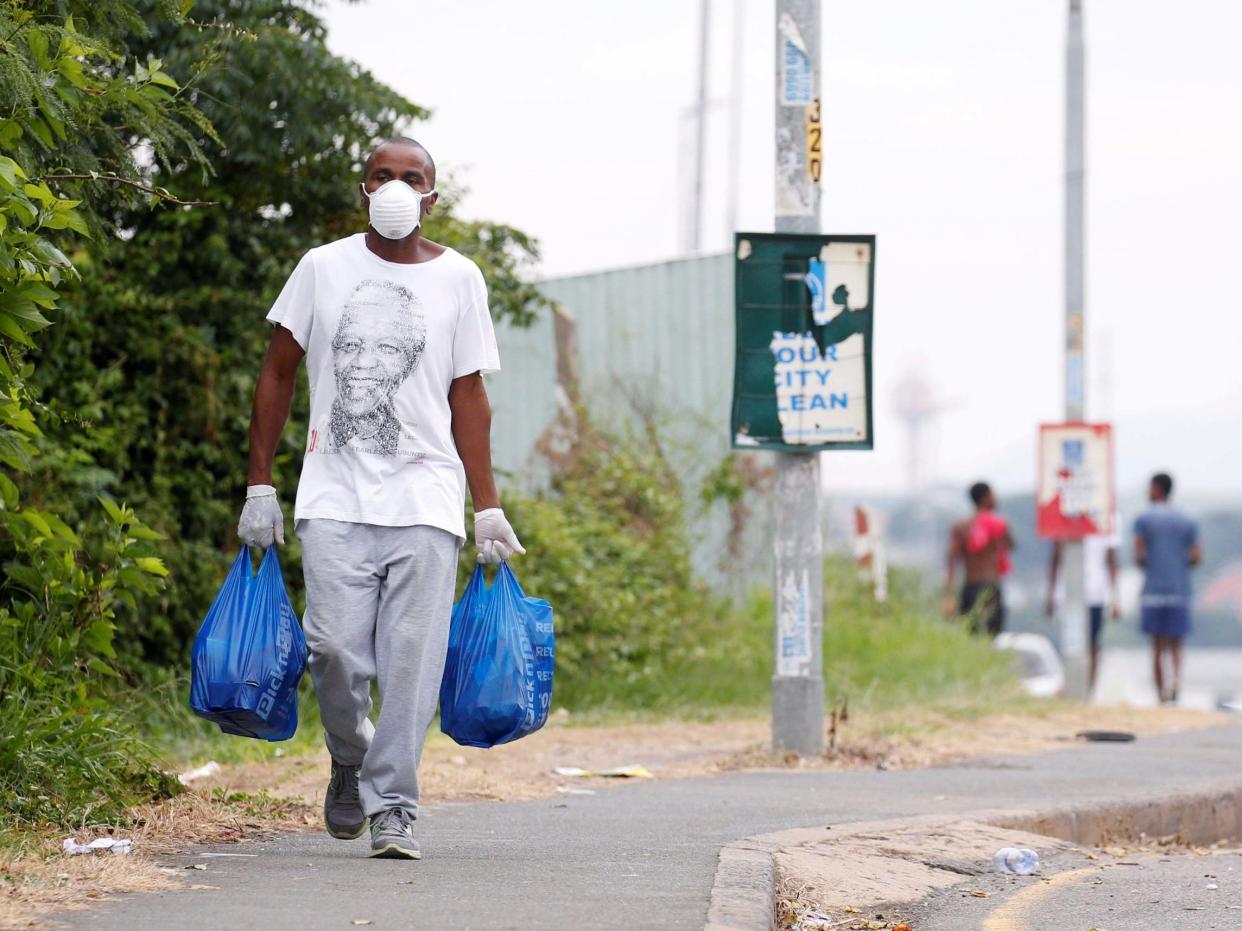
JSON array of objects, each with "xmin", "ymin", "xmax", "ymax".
[
  {"xmin": 324, "ymin": 760, "xmax": 367, "ymax": 840},
  {"xmin": 368, "ymin": 807, "xmax": 420, "ymax": 860}
]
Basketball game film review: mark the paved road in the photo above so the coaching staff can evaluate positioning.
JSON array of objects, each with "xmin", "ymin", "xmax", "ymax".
[
  {"xmin": 908, "ymin": 846, "xmax": 1242, "ymax": 930},
  {"xmin": 62, "ymin": 725, "xmax": 1242, "ymax": 930}
]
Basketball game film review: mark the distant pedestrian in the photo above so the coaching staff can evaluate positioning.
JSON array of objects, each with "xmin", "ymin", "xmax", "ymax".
[
  {"xmin": 944, "ymin": 482, "xmax": 1014, "ymax": 636},
  {"xmin": 1134, "ymin": 473, "xmax": 1201, "ymax": 704},
  {"xmin": 1044, "ymin": 512, "xmax": 1120, "ymax": 693}
]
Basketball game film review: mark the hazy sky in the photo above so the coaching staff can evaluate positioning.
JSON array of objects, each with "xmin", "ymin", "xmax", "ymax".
[{"xmin": 323, "ymin": 0, "xmax": 1242, "ymax": 500}]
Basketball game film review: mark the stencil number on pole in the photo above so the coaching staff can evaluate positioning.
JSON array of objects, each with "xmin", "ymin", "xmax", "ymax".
[{"xmin": 805, "ymin": 98, "xmax": 822, "ymax": 183}]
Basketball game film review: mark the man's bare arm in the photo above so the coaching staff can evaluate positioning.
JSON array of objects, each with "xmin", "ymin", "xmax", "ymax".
[
  {"xmin": 1189, "ymin": 542, "xmax": 1202, "ymax": 567},
  {"xmin": 944, "ymin": 532, "xmax": 959, "ymax": 592},
  {"xmin": 448, "ymin": 372, "xmax": 500, "ymax": 511},
  {"xmin": 1134, "ymin": 534, "xmax": 1146, "ymax": 568},
  {"xmin": 1106, "ymin": 546, "xmax": 1120, "ymax": 618},
  {"xmin": 247, "ymin": 326, "xmax": 305, "ymax": 485}
]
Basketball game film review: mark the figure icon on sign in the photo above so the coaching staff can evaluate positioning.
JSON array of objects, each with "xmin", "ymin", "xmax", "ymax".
[{"xmin": 804, "ymin": 259, "xmax": 828, "ymax": 324}]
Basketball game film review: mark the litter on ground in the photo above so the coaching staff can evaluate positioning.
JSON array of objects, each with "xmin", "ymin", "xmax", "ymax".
[
  {"xmin": 553, "ymin": 764, "xmax": 653, "ymax": 779},
  {"xmin": 62, "ymin": 838, "xmax": 132, "ymax": 856},
  {"xmin": 178, "ymin": 761, "xmax": 223, "ymax": 784}
]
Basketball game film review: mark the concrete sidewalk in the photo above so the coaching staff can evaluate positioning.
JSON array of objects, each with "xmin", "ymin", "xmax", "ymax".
[{"xmin": 61, "ymin": 725, "xmax": 1242, "ymax": 930}]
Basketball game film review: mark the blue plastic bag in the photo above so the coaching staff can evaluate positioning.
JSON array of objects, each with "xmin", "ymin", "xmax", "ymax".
[
  {"xmin": 190, "ymin": 546, "xmax": 307, "ymax": 741},
  {"xmin": 439, "ymin": 562, "xmax": 554, "ymax": 749}
]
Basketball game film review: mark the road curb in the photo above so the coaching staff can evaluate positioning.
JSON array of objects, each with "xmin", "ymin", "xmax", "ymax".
[
  {"xmin": 703, "ymin": 778, "xmax": 1242, "ymax": 931},
  {"xmin": 703, "ymin": 841, "xmax": 778, "ymax": 931}
]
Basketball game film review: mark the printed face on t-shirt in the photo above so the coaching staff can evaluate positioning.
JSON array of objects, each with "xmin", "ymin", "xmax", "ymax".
[{"xmin": 328, "ymin": 280, "xmax": 427, "ymax": 453}]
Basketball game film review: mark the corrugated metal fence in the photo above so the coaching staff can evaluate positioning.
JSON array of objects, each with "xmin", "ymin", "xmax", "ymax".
[{"xmin": 487, "ymin": 252, "xmax": 772, "ymax": 590}]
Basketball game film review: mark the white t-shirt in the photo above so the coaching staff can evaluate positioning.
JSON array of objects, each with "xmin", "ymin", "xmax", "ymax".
[
  {"xmin": 266, "ymin": 234, "xmax": 500, "ymax": 540},
  {"xmin": 1052, "ymin": 515, "xmax": 1120, "ymax": 607},
  {"xmin": 1082, "ymin": 516, "xmax": 1122, "ymax": 606}
]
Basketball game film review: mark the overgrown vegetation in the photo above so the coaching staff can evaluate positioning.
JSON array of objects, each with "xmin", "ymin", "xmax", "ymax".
[
  {"xmin": 0, "ymin": 0, "xmax": 204, "ymax": 826},
  {"xmin": 469, "ymin": 375, "xmax": 1016, "ymax": 714},
  {"xmin": 466, "ymin": 420, "xmax": 1015, "ymax": 717},
  {"xmin": 496, "ymin": 429, "xmax": 709, "ymax": 695}
]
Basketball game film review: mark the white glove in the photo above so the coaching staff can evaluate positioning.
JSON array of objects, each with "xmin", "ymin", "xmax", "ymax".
[
  {"xmin": 474, "ymin": 508, "xmax": 525, "ymax": 564},
  {"xmin": 237, "ymin": 484, "xmax": 285, "ymax": 548}
]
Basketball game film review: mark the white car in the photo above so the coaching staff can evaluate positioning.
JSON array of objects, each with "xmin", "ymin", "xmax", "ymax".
[{"xmin": 993, "ymin": 632, "xmax": 1066, "ymax": 697}]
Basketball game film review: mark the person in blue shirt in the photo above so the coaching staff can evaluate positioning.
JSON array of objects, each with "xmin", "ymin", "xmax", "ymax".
[{"xmin": 1133, "ymin": 473, "xmax": 1201, "ymax": 704}]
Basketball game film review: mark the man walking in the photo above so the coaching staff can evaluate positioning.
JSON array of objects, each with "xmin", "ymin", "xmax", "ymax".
[
  {"xmin": 944, "ymin": 481, "xmax": 1014, "ymax": 637},
  {"xmin": 1044, "ymin": 513, "xmax": 1121, "ymax": 693},
  {"xmin": 238, "ymin": 137, "xmax": 524, "ymax": 860},
  {"xmin": 1134, "ymin": 472, "xmax": 1200, "ymax": 704}
]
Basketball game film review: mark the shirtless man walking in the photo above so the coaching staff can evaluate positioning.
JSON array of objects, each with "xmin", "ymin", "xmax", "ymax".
[{"xmin": 944, "ymin": 481, "xmax": 1014, "ymax": 637}]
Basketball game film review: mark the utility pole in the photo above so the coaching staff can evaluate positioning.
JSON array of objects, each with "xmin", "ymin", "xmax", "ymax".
[
  {"xmin": 688, "ymin": 0, "xmax": 711, "ymax": 254},
  {"xmin": 1061, "ymin": 0, "xmax": 1089, "ymax": 699},
  {"xmin": 772, "ymin": 0, "xmax": 824, "ymax": 755},
  {"xmin": 725, "ymin": 0, "xmax": 744, "ymax": 240}
]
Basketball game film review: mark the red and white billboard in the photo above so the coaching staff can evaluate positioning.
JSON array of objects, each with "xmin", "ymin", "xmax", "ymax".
[{"xmin": 1037, "ymin": 422, "xmax": 1115, "ymax": 540}]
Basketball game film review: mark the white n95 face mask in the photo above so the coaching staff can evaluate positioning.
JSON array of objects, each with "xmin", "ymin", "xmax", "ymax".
[{"xmin": 361, "ymin": 180, "xmax": 434, "ymax": 240}]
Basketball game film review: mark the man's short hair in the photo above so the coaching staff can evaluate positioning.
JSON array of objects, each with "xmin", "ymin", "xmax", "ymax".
[
  {"xmin": 1152, "ymin": 472, "xmax": 1174, "ymax": 497},
  {"xmin": 363, "ymin": 136, "xmax": 436, "ymax": 186},
  {"xmin": 969, "ymin": 481, "xmax": 991, "ymax": 506}
]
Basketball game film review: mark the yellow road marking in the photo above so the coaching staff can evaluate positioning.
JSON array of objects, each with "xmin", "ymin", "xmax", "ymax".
[{"xmin": 982, "ymin": 866, "xmax": 1102, "ymax": 931}]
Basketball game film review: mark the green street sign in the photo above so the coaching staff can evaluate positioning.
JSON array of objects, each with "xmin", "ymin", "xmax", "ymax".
[{"xmin": 731, "ymin": 232, "xmax": 875, "ymax": 452}]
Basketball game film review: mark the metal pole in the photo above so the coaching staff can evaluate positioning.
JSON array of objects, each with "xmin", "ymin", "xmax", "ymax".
[
  {"xmin": 1061, "ymin": 0, "xmax": 1089, "ymax": 699},
  {"xmin": 725, "ymin": 0, "xmax": 744, "ymax": 240},
  {"xmin": 689, "ymin": 0, "xmax": 711, "ymax": 253},
  {"xmin": 772, "ymin": 0, "xmax": 824, "ymax": 755}
]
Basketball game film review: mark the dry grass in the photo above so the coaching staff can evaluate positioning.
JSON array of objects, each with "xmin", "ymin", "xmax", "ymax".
[
  {"xmin": 776, "ymin": 872, "xmax": 918, "ymax": 931},
  {"xmin": 726, "ymin": 702, "xmax": 1226, "ymax": 773},
  {"xmin": 0, "ymin": 847, "xmax": 177, "ymax": 930},
  {"xmin": 0, "ymin": 789, "xmax": 314, "ymax": 929},
  {"xmin": 126, "ymin": 787, "xmax": 314, "ymax": 854}
]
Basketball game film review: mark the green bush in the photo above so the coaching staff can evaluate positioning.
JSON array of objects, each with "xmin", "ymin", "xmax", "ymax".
[
  {"xmin": 0, "ymin": 498, "xmax": 178, "ymax": 825},
  {"xmin": 480, "ymin": 428, "xmax": 729, "ymax": 708},
  {"xmin": 0, "ymin": 0, "xmax": 215, "ymax": 827}
]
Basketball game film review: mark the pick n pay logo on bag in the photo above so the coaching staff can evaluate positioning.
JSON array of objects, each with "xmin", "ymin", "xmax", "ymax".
[{"xmin": 256, "ymin": 600, "xmax": 296, "ymax": 720}]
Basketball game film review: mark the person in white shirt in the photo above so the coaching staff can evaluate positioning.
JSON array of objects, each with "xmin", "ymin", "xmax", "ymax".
[
  {"xmin": 237, "ymin": 137, "xmax": 524, "ymax": 860},
  {"xmin": 1044, "ymin": 515, "xmax": 1121, "ymax": 693}
]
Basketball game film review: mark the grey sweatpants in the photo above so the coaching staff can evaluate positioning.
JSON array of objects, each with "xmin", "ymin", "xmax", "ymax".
[{"xmin": 297, "ymin": 519, "xmax": 460, "ymax": 818}]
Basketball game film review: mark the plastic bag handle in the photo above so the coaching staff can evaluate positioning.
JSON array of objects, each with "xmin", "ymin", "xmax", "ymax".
[
  {"xmin": 494, "ymin": 560, "xmax": 528, "ymax": 598},
  {"xmin": 258, "ymin": 544, "xmax": 286, "ymax": 585}
]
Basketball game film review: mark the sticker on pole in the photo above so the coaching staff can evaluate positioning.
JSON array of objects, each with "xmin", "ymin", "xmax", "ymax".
[
  {"xmin": 1036, "ymin": 423, "xmax": 1115, "ymax": 540},
  {"xmin": 779, "ymin": 13, "xmax": 813, "ymax": 106},
  {"xmin": 732, "ymin": 233, "xmax": 876, "ymax": 451},
  {"xmin": 776, "ymin": 568, "xmax": 812, "ymax": 677}
]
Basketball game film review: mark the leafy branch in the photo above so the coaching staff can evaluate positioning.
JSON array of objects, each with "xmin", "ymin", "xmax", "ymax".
[{"xmin": 36, "ymin": 173, "xmax": 216, "ymax": 207}]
